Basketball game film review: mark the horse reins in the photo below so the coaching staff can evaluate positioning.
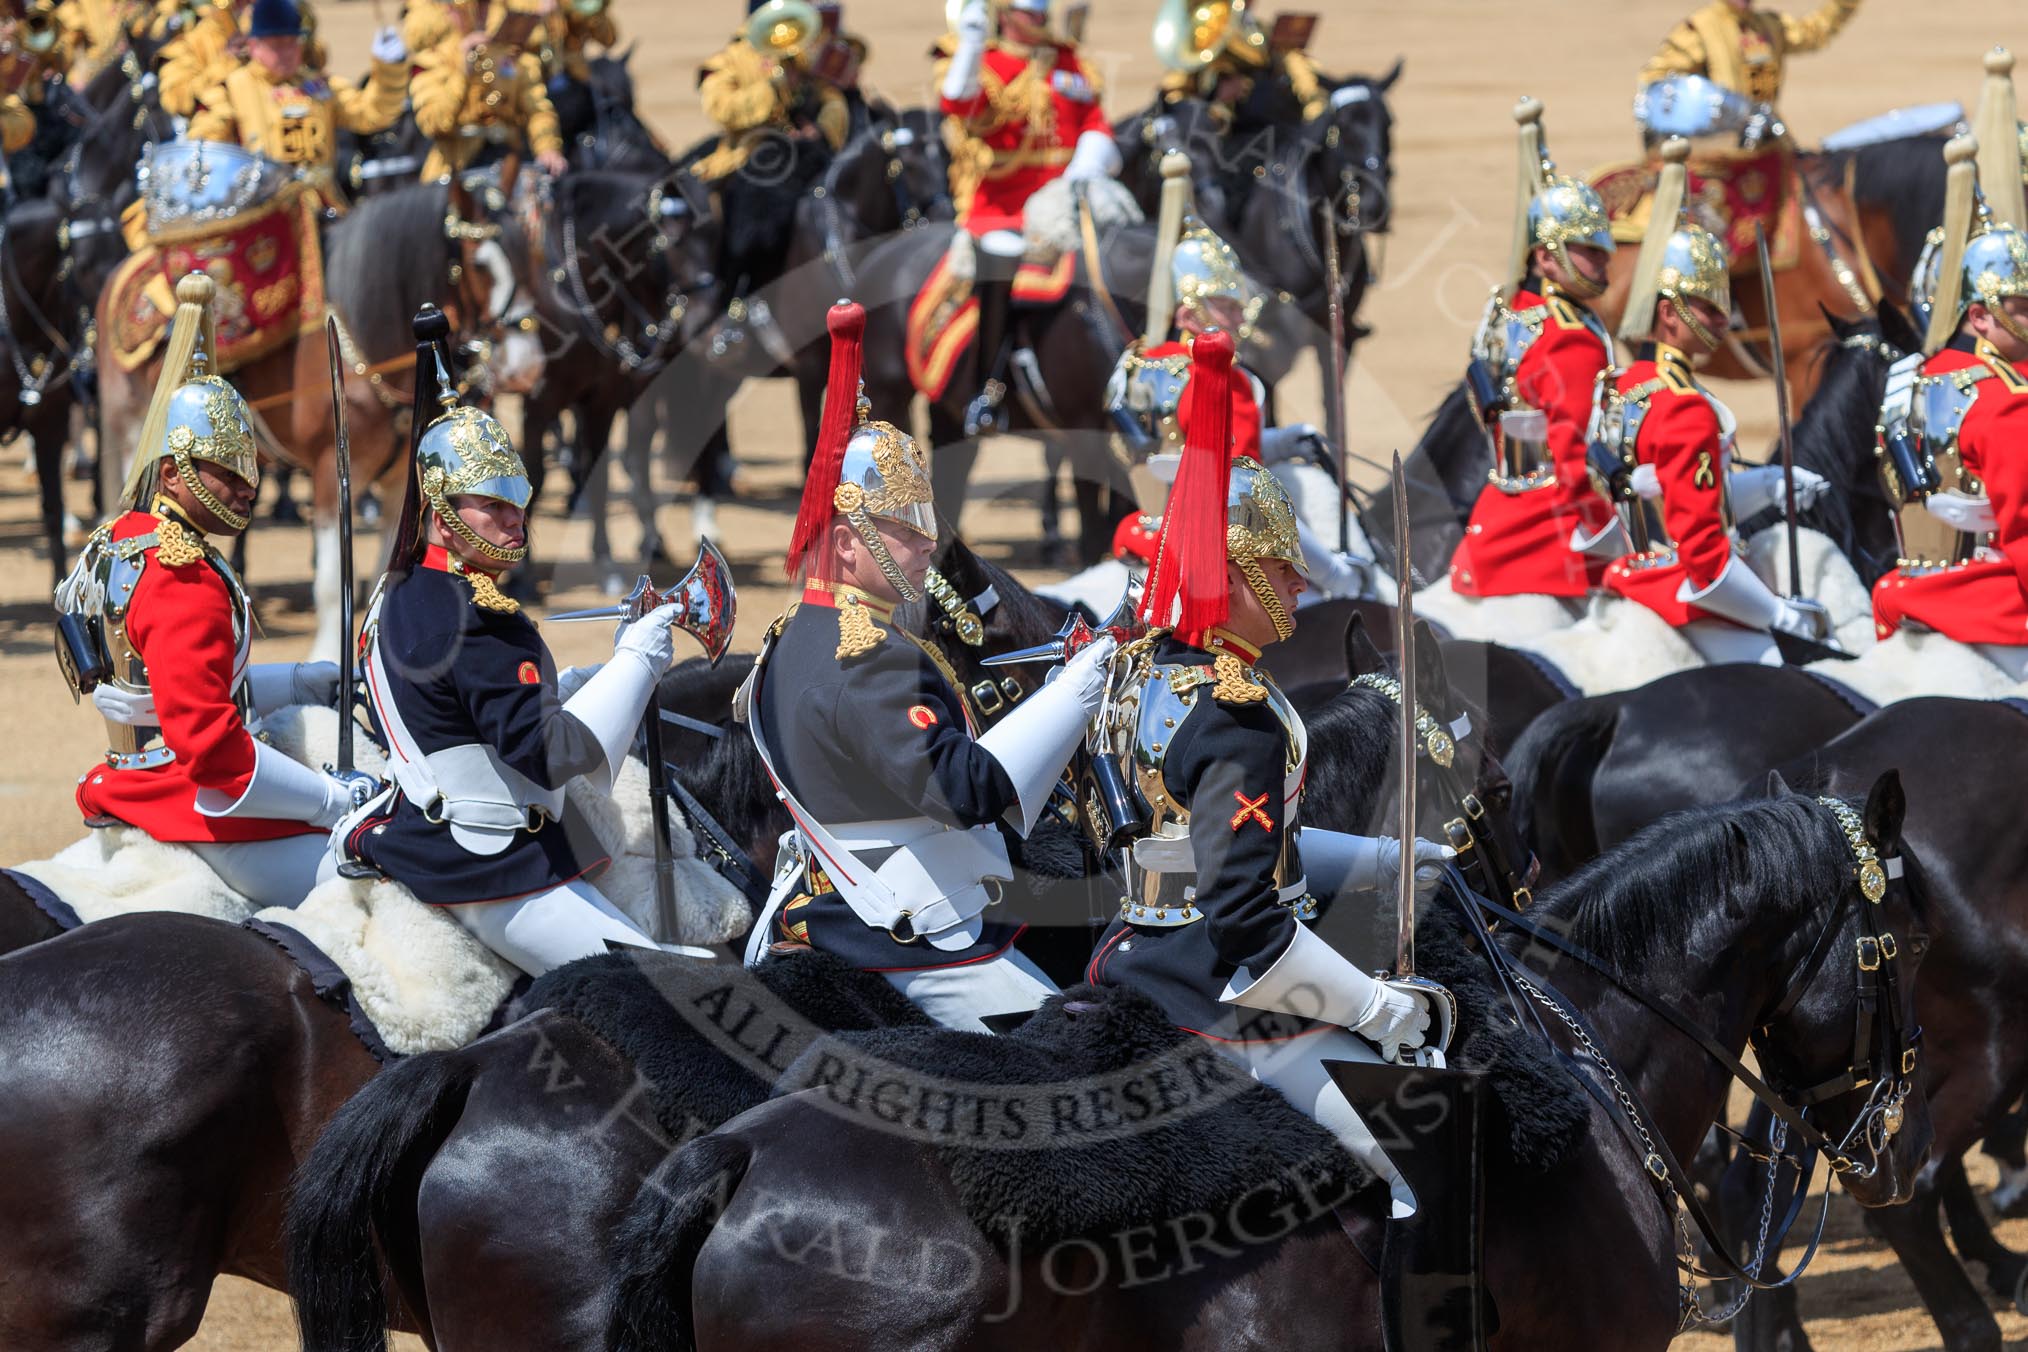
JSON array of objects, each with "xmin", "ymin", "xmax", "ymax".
[
  {"xmin": 1348, "ymin": 672, "xmax": 1535, "ymax": 915},
  {"xmin": 1477, "ymin": 796, "xmax": 1919, "ymax": 1325}
]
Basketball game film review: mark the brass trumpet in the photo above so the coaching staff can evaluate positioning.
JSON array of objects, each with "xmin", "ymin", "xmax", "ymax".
[
  {"xmin": 746, "ymin": 0, "xmax": 820, "ymax": 61},
  {"xmin": 1151, "ymin": 0, "xmax": 1265, "ymax": 75}
]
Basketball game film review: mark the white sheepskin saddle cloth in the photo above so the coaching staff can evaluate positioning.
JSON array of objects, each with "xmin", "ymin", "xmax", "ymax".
[{"xmin": 17, "ymin": 707, "xmax": 753, "ymax": 1057}]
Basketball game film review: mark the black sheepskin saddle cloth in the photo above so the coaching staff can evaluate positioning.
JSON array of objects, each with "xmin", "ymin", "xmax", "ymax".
[
  {"xmin": 771, "ymin": 897, "xmax": 1592, "ymax": 1251},
  {"xmin": 519, "ymin": 947, "xmax": 931, "ymax": 1141}
]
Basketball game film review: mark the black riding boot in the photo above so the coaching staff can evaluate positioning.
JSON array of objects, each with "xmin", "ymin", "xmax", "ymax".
[{"xmin": 965, "ymin": 246, "xmax": 1020, "ymax": 437}]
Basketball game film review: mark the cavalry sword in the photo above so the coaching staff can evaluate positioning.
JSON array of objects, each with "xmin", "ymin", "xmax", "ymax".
[
  {"xmin": 1391, "ymin": 450, "xmax": 1416, "ymax": 980},
  {"xmin": 325, "ymin": 314, "xmax": 358, "ymax": 776},
  {"xmin": 1754, "ymin": 220, "xmax": 1804, "ymax": 598},
  {"xmin": 1324, "ymin": 194, "xmax": 1352, "ymax": 555}
]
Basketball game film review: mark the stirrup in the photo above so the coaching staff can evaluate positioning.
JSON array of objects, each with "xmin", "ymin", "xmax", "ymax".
[{"xmin": 964, "ymin": 378, "xmax": 1008, "ymax": 437}]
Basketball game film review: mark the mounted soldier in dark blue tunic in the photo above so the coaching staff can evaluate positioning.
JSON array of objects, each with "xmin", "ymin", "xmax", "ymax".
[
  {"xmin": 1084, "ymin": 327, "xmax": 1457, "ymax": 1217},
  {"xmin": 740, "ymin": 299, "xmax": 1114, "ymax": 1031},
  {"xmin": 333, "ymin": 311, "xmax": 701, "ymax": 976}
]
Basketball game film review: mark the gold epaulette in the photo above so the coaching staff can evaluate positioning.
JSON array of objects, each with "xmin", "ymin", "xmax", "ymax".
[
  {"xmin": 1210, "ymin": 652, "xmax": 1268, "ymax": 704},
  {"xmin": 834, "ymin": 592, "xmax": 887, "ymax": 659},
  {"xmin": 151, "ymin": 512, "xmax": 206, "ymax": 567},
  {"xmin": 1656, "ymin": 355, "xmax": 1697, "ymax": 395}
]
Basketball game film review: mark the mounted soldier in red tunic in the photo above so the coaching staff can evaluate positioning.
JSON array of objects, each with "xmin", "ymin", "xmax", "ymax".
[
  {"xmin": 1449, "ymin": 98, "xmax": 1621, "ymax": 602},
  {"xmin": 1872, "ymin": 134, "xmax": 2028, "ymax": 679},
  {"xmin": 54, "ymin": 274, "xmax": 367, "ymax": 907},
  {"xmin": 1593, "ymin": 139, "xmax": 1834, "ymax": 665}
]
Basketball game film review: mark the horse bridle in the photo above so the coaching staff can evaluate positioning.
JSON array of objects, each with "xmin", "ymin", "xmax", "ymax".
[
  {"xmin": 550, "ymin": 175, "xmax": 704, "ymax": 378},
  {"xmin": 1477, "ymin": 794, "xmax": 1920, "ymax": 1326},
  {"xmin": 1348, "ymin": 672, "xmax": 1535, "ymax": 915},
  {"xmin": 919, "ymin": 570, "xmax": 1030, "ymax": 722}
]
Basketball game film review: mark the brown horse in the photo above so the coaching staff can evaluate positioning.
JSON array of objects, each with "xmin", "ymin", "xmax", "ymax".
[
  {"xmin": 1591, "ymin": 152, "xmax": 1879, "ymax": 408},
  {"xmin": 94, "ymin": 179, "xmax": 548, "ymax": 658}
]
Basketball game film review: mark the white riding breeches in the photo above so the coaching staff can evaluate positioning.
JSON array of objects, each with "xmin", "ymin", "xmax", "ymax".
[
  {"xmin": 1680, "ymin": 619, "xmax": 1781, "ymax": 668},
  {"xmin": 1224, "ymin": 1028, "xmax": 1417, "ymax": 1218},
  {"xmin": 448, "ymin": 879, "xmax": 663, "ymax": 977},
  {"xmin": 882, "ymin": 946, "xmax": 1059, "ymax": 1033},
  {"xmin": 188, "ymin": 834, "xmax": 333, "ymax": 908},
  {"xmin": 1976, "ymin": 642, "xmax": 2028, "ymax": 682}
]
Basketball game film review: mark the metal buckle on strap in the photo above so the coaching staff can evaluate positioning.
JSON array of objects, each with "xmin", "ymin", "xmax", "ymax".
[
  {"xmin": 1878, "ymin": 932, "xmax": 1898, "ymax": 960},
  {"xmin": 1901, "ymin": 1047, "xmax": 1918, "ymax": 1075},
  {"xmin": 971, "ymin": 680, "xmax": 1005, "ymax": 716},
  {"xmin": 1856, "ymin": 936, "xmax": 1881, "ymax": 971},
  {"xmin": 887, "ymin": 910, "xmax": 920, "ymax": 944}
]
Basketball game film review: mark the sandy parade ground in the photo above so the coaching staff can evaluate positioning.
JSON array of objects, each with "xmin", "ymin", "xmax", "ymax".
[{"xmin": 0, "ymin": 0, "xmax": 2024, "ymax": 1344}]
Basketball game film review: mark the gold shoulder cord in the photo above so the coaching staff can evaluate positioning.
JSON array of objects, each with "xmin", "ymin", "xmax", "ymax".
[
  {"xmin": 448, "ymin": 556, "xmax": 520, "ymax": 614},
  {"xmin": 152, "ymin": 512, "xmax": 204, "ymax": 567},
  {"xmin": 834, "ymin": 592, "xmax": 888, "ymax": 659},
  {"xmin": 1211, "ymin": 652, "xmax": 1268, "ymax": 704}
]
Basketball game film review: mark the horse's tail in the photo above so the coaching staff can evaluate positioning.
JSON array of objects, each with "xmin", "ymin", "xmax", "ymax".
[
  {"xmin": 608, "ymin": 1134, "xmax": 753, "ymax": 1352},
  {"xmin": 1505, "ymin": 693, "xmax": 1621, "ymax": 881},
  {"xmin": 286, "ymin": 1049, "xmax": 477, "ymax": 1352}
]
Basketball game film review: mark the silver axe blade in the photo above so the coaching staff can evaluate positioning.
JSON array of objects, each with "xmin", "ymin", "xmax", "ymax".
[
  {"xmin": 326, "ymin": 314, "xmax": 357, "ymax": 775},
  {"xmin": 1392, "ymin": 450, "xmax": 1416, "ymax": 982}
]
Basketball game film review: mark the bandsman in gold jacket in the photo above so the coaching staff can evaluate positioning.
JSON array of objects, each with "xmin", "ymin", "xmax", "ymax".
[
  {"xmin": 159, "ymin": 0, "xmax": 326, "ymax": 117},
  {"xmin": 693, "ymin": 0, "xmax": 847, "ymax": 183},
  {"xmin": 1638, "ymin": 0, "xmax": 1861, "ymax": 110},
  {"xmin": 185, "ymin": 0, "xmax": 405, "ymax": 203},
  {"xmin": 410, "ymin": 0, "xmax": 567, "ymax": 179},
  {"xmin": 1155, "ymin": 4, "xmax": 1326, "ymax": 126}
]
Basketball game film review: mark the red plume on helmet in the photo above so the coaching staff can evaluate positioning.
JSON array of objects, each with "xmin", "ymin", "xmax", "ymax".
[
  {"xmin": 1138, "ymin": 328, "xmax": 1236, "ymax": 644},
  {"xmin": 786, "ymin": 300, "xmax": 867, "ymax": 580}
]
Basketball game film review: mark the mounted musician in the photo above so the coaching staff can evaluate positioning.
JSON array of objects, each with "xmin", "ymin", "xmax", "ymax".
[
  {"xmin": 1151, "ymin": 0, "xmax": 1327, "ymax": 130},
  {"xmin": 54, "ymin": 275, "xmax": 364, "ymax": 907},
  {"xmin": 1448, "ymin": 100, "xmax": 1620, "ymax": 601},
  {"xmin": 159, "ymin": 0, "xmax": 327, "ymax": 119},
  {"xmin": 534, "ymin": 0, "xmax": 616, "ymax": 145},
  {"xmin": 1085, "ymin": 323, "xmax": 1455, "ymax": 1232},
  {"xmin": 937, "ymin": 0, "xmax": 1121, "ymax": 435},
  {"xmin": 1594, "ymin": 141, "xmax": 1832, "ymax": 665},
  {"xmin": 1638, "ymin": 0, "xmax": 1861, "ymax": 128},
  {"xmin": 334, "ymin": 328, "xmax": 688, "ymax": 977},
  {"xmin": 1104, "ymin": 211, "xmax": 1373, "ymax": 598},
  {"xmin": 740, "ymin": 302, "xmax": 1111, "ymax": 1032},
  {"xmin": 409, "ymin": 0, "xmax": 568, "ymax": 181},
  {"xmin": 1872, "ymin": 135, "xmax": 2028, "ymax": 679},
  {"xmin": 185, "ymin": 0, "xmax": 407, "ymax": 210}
]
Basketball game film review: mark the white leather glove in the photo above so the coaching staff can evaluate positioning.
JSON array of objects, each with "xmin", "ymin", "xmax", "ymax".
[
  {"xmin": 1772, "ymin": 595, "xmax": 1832, "ymax": 642},
  {"xmin": 1047, "ymin": 632, "xmax": 1118, "ymax": 714},
  {"xmin": 1063, "ymin": 129, "xmax": 1122, "ymax": 183},
  {"xmin": 1352, "ymin": 982, "xmax": 1433, "ymax": 1064},
  {"xmin": 1729, "ymin": 464, "xmax": 1828, "ymax": 519},
  {"xmin": 613, "ymin": 603, "xmax": 682, "ymax": 677},
  {"xmin": 91, "ymin": 682, "xmax": 156, "ymax": 726},
  {"xmin": 1356, "ymin": 835, "xmax": 1454, "ymax": 897},
  {"xmin": 1296, "ymin": 516, "xmax": 1374, "ymax": 600},
  {"xmin": 370, "ymin": 25, "xmax": 407, "ymax": 64},
  {"xmin": 942, "ymin": 0, "xmax": 988, "ymax": 101},
  {"xmin": 1923, "ymin": 490, "xmax": 1997, "ymax": 534},
  {"xmin": 557, "ymin": 663, "xmax": 600, "ymax": 701},
  {"xmin": 980, "ymin": 634, "xmax": 1117, "ymax": 834},
  {"xmin": 1630, "ymin": 462, "xmax": 1662, "ymax": 500}
]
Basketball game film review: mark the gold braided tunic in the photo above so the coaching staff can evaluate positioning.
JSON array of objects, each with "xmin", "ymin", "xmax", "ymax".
[
  {"xmin": 158, "ymin": 0, "xmax": 324, "ymax": 116},
  {"xmin": 411, "ymin": 33, "xmax": 562, "ymax": 179},
  {"xmin": 187, "ymin": 57, "xmax": 406, "ymax": 185},
  {"xmin": 1638, "ymin": 0, "xmax": 1861, "ymax": 107},
  {"xmin": 692, "ymin": 34, "xmax": 847, "ymax": 182},
  {"xmin": 538, "ymin": 4, "xmax": 614, "ymax": 84}
]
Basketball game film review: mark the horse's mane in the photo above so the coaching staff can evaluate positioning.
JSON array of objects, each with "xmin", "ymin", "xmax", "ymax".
[
  {"xmin": 1528, "ymin": 795, "xmax": 1850, "ymax": 976},
  {"xmin": 1296, "ymin": 683, "xmax": 1395, "ymax": 834},
  {"xmin": 1846, "ymin": 134, "xmax": 1951, "ymax": 283},
  {"xmin": 324, "ymin": 182, "xmax": 456, "ymax": 358}
]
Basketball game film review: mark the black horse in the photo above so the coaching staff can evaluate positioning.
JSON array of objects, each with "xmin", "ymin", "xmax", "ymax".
[
  {"xmin": 280, "ymin": 557, "xmax": 1537, "ymax": 1352},
  {"xmin": 1716, "ymin": 700, "xmax": 2028, "ymax": 1352},
  {"xmin": 1506, "ymin": 664, "xmax": 1873, "ymax": 885},
  {"xmin": 604, "ymin": 777, "xmax": 1929, "ymax": 1352}
]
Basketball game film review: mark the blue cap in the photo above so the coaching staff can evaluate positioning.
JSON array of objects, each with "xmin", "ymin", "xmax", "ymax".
[{"xmin": 247, "ymin": 0, "xmax": 304, "ymax": 38}]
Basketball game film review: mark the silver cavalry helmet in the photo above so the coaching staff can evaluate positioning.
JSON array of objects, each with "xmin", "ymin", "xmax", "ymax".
[
  {"xmin": 159, "ymin": 375, "xmax": 261, "ymax": 529},
  {"xmin": 835, "ymin": 411, "xmax": 938, "ymax": 544},
  {"xmin": 416, "ymin": 403, "xmax": 533, "ymax": 564},
  {"xmin": 1961, "ymin": 222, "xmax": 2028, "ymax": 343},
  {"xmin": 1528, "ymin": 177, "xmax": 1615, "ymax": 272},
  {"xmin": 1171, "ymin": 215, "xmax": 1256, "ymax": 332}
]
